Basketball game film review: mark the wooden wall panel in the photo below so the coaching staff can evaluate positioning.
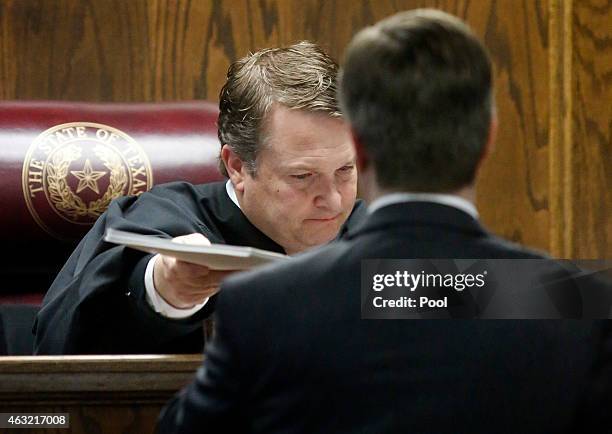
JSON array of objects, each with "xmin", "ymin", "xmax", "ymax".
[
  {"xmin": 474, "ymin": 0, "xmax": 551, "ymax": 251},
  {"xmin": 0, "ymin": 0, "xmax": 609, "ymax": 258},
  {"xmin": 571, "ymin": 0, "xmax": 611, "ymax": 258}
]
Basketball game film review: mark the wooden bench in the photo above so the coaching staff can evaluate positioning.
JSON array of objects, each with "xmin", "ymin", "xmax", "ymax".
[{"xmin": 0, "ymin": 354, "xmax": 202, "ymax": 433}]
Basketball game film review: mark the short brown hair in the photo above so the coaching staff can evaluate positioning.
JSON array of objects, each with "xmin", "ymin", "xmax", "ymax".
[
  {"xmin": 217, "ymin": 41, "xmax": 341, "ymax": 177},
  {"xmin": 339, "ymin": 9, "xmax": 493, "ymax": 192}
]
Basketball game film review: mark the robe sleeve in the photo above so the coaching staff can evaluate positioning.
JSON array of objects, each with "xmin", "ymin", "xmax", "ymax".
[{"xmin": 33, "ymin": 183, "xmax": 220, "ymax": 355}]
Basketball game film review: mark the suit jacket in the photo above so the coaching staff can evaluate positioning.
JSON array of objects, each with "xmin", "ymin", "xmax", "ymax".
[{"xmin": 158, "ymin": 202, "xmax": 611, "ymax": 433}]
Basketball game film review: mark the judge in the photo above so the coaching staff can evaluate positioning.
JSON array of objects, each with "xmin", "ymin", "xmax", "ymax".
[{"xmin": 33, "ymin": 42, "xmax": 365, "ymax": 355}]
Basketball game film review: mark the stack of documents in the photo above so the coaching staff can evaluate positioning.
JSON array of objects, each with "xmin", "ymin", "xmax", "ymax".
[{"xmin": 104, "ymin": 228, "xmax": 288, "ymax": 270}]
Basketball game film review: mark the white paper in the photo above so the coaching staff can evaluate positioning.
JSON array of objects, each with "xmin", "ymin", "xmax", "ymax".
[{"xmin": 104, "ymin": 228, "xmax": 289, "ymax": 270}]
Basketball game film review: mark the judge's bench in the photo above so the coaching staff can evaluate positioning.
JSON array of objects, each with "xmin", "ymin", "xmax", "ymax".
[{"xmin": 0, "ymin": 101, "xmax": 223, "ymax": 432}]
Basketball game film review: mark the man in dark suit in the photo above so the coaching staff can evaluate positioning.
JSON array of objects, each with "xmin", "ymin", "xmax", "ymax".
[{"xmin": 158, "ymin": 9, "xmax": 611, "ymax": 433}]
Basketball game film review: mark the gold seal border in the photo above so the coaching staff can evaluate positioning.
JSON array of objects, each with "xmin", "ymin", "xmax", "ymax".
[{"xmin": 22, "ymin": 122, "xmax": 154, "ymax": 240}]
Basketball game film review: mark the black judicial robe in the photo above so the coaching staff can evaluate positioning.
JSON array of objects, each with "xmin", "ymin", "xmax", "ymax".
[{"xmin": 33, "ymin": 181, "xmax": 366, "ymax": 355}]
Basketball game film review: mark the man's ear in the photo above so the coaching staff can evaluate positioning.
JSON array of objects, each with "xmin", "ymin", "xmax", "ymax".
[
  {"xmin": 350, "ymin": 129, "xmax": 370, "ymax": 171},
  {"xmin": 220, "ymin": 145, "xmax": 246, "ymax": 193},
  {"xmin": 477, "ymin": 115, "xmax": 498, "ymax": 172}
]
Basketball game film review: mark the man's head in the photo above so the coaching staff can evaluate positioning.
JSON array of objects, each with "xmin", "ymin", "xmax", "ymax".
[
  {"xmin": 218, "ymin": 42, "xmax": 357, "ymax": 254},
  {"xmin": 339, "ymin": 9, "xmax": 495, "ymax": 198}
]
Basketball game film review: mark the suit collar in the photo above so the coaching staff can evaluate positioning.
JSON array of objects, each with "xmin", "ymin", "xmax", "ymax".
[
  {"xmin": 369, "ymin": 192, "xmax": 478, "ymax": 219},
  {"xmin": 225, "ymin": 180, "xmax": 240, "ymax": 208},
  {"xmin": 345, "ymin": 201, "xmax": 488, "ymax": 240}
]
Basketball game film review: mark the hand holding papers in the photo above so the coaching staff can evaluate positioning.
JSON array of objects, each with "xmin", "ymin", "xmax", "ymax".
[
  {"xmin": 105, "ymin": 228, "xmax": 289, "ymax": 309},
  {"xmin": 104, "ymin": 228, "xmax": 289, "ymax": 271}
]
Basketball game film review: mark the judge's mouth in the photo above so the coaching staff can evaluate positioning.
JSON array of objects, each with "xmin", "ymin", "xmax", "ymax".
[{"xmin": 305, "ymin": 215, "xmax": 340, "ymax": 223}]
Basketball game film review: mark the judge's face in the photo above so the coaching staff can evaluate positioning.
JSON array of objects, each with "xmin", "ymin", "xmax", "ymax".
[{"xmin": 231, "ymin": 105, "xmax": 357, "ymax": 255}]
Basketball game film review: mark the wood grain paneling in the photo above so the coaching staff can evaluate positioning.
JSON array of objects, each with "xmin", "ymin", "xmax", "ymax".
[
  {"xmin": 549, "ymin": 0, "xmax": 574, "ymax": 259},
  {"xmin": 474, "ymin": 0, "xmax": 551, "ymax": 252},
  {"xmin": 0, "ymin": 355, "xmax": 202, "ymax": 434},
  {"xmin": 0, "ymin": 0, "xmax": 609, "ymax": 257},
  {"xmin": 571, "ymin": 0, "xmax": 611, "ymax": 258}
]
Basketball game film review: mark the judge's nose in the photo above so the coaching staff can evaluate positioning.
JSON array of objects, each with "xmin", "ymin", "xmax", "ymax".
[{"xmin": 313, "ymin": 178, "xmax": 343, "ymax": 213}]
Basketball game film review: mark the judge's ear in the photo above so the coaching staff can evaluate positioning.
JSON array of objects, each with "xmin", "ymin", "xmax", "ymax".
[{"xmin": 220, "ymin": 145, "xmax": 246, "ymax": 193}]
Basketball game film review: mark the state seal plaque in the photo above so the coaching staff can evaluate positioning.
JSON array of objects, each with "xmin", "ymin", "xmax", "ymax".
[{"xmin": 22, "ymin": 122, "xmax": 153, "ymax": 240}]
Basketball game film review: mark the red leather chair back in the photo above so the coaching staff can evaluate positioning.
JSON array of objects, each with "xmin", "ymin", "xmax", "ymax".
[{"xmin": 0, "ymin": 101, "xmax": 224, "ymax": 300}]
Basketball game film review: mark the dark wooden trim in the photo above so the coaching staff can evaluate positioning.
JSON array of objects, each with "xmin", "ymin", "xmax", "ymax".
[{"xmin": 0, "ymin": 354, "xmax": 202, "ymax": 404}]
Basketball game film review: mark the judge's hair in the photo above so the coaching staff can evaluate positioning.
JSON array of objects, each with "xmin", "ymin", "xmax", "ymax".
[
  {"xmin": 217, "ymin": 41, "xmax": 341, "ymax": 177},
  {"xmin": 339, "ymin": 9, "xmax": 494, "ymax": 192}
]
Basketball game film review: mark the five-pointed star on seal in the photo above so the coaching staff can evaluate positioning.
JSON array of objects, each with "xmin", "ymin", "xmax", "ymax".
[{"xmin": 70, "ymin": 159, "xmax": 107, "ymax": 194}]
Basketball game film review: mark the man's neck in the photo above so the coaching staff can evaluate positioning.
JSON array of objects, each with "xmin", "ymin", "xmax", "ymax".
[
  {"xmin": 369, "ymin": 184, "xmax": 476, "ymax": 204},
  {"xmin": 365, "ymin": 184, "xmax": 479, "ymax": 219}
]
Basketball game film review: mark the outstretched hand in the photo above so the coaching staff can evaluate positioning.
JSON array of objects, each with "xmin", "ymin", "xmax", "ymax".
[{"xmin": 153, "ymin": 233, "xmax": 235, "ymax": 309}]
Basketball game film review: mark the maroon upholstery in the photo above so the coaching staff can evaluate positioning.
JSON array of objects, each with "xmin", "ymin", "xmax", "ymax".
[{"xmin": 0, "ymin": 101, "xmax": 224, "ymax": 302}]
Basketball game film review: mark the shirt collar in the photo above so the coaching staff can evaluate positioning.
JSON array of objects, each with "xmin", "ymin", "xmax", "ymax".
[
  {"xmin": 368, "ymin": 192, "xmax": 479, "ymax": 220},
  {"xmin": 225, "ymin": 180, "xmax": 240, "ymax": 209}
]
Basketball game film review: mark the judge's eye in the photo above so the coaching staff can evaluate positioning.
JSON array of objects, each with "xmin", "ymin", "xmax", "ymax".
[
  {"xmin": 336, "ymin": 165, "xmax": 355, "ymax": 177},
  {"xmin": 291, "ymin": 173, "xmax": 312, "ymax": 180}
]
